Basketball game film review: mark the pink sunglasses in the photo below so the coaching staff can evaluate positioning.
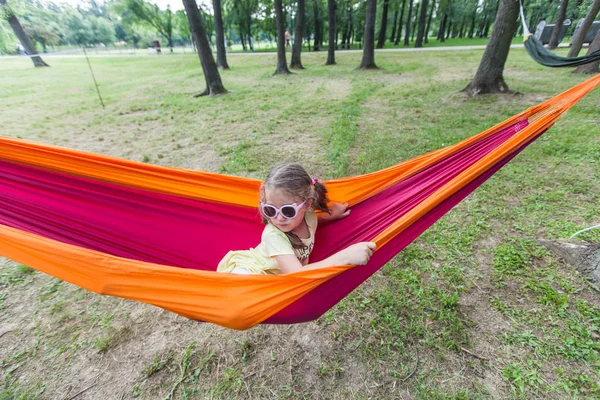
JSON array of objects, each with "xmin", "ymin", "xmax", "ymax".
[{"xmin": 260, "ymin": 200, "xmax": 307, "ymax": 219}]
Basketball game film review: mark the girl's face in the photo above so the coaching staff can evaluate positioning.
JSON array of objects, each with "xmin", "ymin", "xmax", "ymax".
[{"xmin": 263, "ymin": 188, "xmax": 310, "ymax": 233}]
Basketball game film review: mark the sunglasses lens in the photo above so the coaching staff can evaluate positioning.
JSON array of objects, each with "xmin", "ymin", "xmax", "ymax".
[
  {"xmin": 262, "ymin": 205, "xmax": 277, "ymax": 218},
  {"xmin": 281, "ymin": 206, "xmax": 297, "ymax": 219}
]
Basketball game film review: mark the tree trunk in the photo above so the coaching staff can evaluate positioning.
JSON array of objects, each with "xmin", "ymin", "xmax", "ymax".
[
  {"xmin": 182, "ymin": 0, "xmax": 227, "ymax": 95},
  {"xmin": 424, "ymin": 0, "xmax": 435, "ymax": 44},
  {"xmin": 291, "ymin": 0, "xmax": 306, "ymax": 68},
  {"xmin": 411, "ymin": 2, "xmax": 419, "ymax": 41},
  {"xmin": 568, "ymin": 0, "xmax": 600, "ymax": 57},
  {"xmin": 548, "ymin": 0, "xmax": 568, "ymax": 50},
  {"xmin": 313, "ymin": 0, "xmax": 320, "ymax": 51},
  {"xmin": 468, "ymin": 6, "xmax": 476, "ymax": 38},
  {"xmin": 438, "ymin": 13, "xmax": 447, "ymax": 41},
  {"xmin": 212, "ymin": 0, "xmax": 229, "ymax": 69},
  {"xmin": 395, "ymin": 0, "xmax": 407, "ymax": 45},
  {"xmin": 1, "ymin": 0, "xmax": 49, "ymax": 68},
  {"xmin": 404, "ymin": 0, "xmax": 413, "ymax": 45},
  {"xmin": 273, "ymin": 0, "xmax": 292, "ymax": 74},
  {"xmin": 462, "ymin": 0, "xmax": 519, "ymax": 95},
  {"xmin": 326, "ymin": 0, "xmax": 336, "ymax": 65},
  {"xmin": 240, "ymin": 33, "xmax": 247, "ymax": 51},
  {"xmin": 357, "ymin": 0, "xmax": 378, "ymax": 69},
  {"xmin": 390, "ymin": 9, "xmax": 399, "ymax": 42},
  {"xmin": 414, "ymin": 0, "xmax": 429, "ymax": 47},
  {"xmin": 573, "ymin": 30, "xmax": 600, "ymax": 73},
  {"xmin": 376, "ymin": 0, "xmax": 390, "ymax": 48}
]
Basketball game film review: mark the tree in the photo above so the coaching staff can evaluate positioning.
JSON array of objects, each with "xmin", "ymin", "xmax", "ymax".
[
  {"xmin": 212, "ymin": 0, "xmax": 229, "ymax": 69},
  {"xmin": 462, "ymin": 0, "xmax": 519, "ymax": 95},
  {"xmin": 376, "ymin": 0, "xmax": 389, "ymax": 48},
  {"xmin": 414, "ymin": 0, "xmax": 428, "ymax": 47},
  {"xmin": 548, "ymin": 0, "xmax": 568, "ymax": 50},
  {"xmin": 181, "ymin": 0, "xmax": 227, "ymax": 95},
  {"xmin": 424, "ymin": 0, "xmax": 435, "ymax": 43},
  {"xmin": 403, "ymin": 0, "xmax": 413, "ymax": 45},
  {"xmin": 394, "ymin": 0, "xmax": 406, "ymax": 45},
  {"xmin": 572, "ymin": 30, "xmax": 600, "ymax": 74},
  {"xmin": 313, "ymin": 0, "xmax": 321, "ymax": 51},
  {"xmin": 567, "ymin": 0, "xmax": 600, "ymax": 57},
  {"xmin": 357, "ymin": 0, "xmax": 378, "ymax": 69},
  {"xmin": 291, "ymin": 0, "xmax": 306, "ymax": 68},
  {"xmin": 120, "ymin": 0, "xmax": 175, "ymax": 51},
  {"xmin": 0, "ymin": 0, "xmax": 49, "ymax": 67},
  {"xmin": 325, "ymin": 0, "xmax": 336, "ymax": 64},
  {"xmin": 273, "ymin": 0, "xmax": 292, "ymax": 74}
]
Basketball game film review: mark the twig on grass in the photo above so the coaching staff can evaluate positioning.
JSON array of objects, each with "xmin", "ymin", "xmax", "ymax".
[
  {"xmin": 67, "ymin": 383, "xmax": 97, "ymax": 400},
  {"xmin": 460, "ymin": 347, "xmax": 489, "ymax": 361},
  {"xmin": 401, "ymin": 342, "xmax": 419, "ymax": 383}
]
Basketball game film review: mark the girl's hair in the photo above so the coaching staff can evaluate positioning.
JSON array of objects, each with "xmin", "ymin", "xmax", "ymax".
[{"xmin": 260, "ymin": 164, "xmax": 329, "ymax": 248}]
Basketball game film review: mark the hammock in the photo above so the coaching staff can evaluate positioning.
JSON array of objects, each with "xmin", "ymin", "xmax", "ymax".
[
  {"xmin": 520, "ymin": 4, "xmax": 600, "ymax": 68},
  {"xmin": 1, "ymin": 75, "xmax": 599, "ymax": 330},
  {"xmin": 524, "ymin": 34, "xmax": 600, "ymax": 68}
]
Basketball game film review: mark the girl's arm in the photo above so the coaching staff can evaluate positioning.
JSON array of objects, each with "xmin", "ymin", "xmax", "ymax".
[
  {"xmin": 318, "ymin": 202, "xmax": 350, "ymax": 222},
  {"xmin": 274, "ymin": 242, "xmax": 376, "ymax": 274}
]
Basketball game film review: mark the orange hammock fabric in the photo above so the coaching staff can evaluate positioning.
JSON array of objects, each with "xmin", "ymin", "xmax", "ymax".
[{"xmin": 1, "ymin": 74, "xmax": 599, "ymax": 330}]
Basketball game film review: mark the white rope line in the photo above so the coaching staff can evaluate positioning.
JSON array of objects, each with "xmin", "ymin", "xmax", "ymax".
[
  {"xmin": 568, "ymin": 224, "xmax": 600, "ymax": 241},
  {"xmin": 519, "ymin": 0, "xmax": 531, "ymax": 37}
]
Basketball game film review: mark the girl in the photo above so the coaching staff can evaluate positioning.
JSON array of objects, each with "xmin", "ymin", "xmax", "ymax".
[{"xmin": 217, "ymin": 164, "xmax": 376, "ymax": 275}]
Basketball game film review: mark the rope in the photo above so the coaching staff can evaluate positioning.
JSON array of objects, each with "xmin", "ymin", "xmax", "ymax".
[{"xmin": 568, "ymin": 224, "xmax": 600, "ymax": 241}]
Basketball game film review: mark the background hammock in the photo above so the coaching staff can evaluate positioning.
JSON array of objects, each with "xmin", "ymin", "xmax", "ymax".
[
  {"xmin": 1, "ymin": 74, "xmax": 599, "ymax": 330},
  {"xmin": 520, "ymin": 3, "xmax": 600, "ymax": 68},
  {"xmin": 524, "ymin": 34, "xmax": 600, "ymax": 68}
]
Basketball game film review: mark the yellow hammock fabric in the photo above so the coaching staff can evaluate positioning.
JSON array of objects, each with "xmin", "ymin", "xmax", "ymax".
[{"xmin": 0, "ymin": 74, "xmax": 599, "ymax": 330}]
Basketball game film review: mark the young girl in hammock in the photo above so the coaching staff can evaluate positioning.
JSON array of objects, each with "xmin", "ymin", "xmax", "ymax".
[{"xmin": 217, "ymin": 164, "xmax": 376, "ymax": 274}]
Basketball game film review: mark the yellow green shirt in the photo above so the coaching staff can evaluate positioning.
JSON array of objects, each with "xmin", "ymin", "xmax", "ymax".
[{"xmin": 217, "ymin": 209, "xmax": 317, "ymax": 274}]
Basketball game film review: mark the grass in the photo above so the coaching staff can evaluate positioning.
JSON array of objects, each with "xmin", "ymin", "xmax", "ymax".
[{"xmin": 0, "ymin": 46, "xmax": 599, "ymax": 399}]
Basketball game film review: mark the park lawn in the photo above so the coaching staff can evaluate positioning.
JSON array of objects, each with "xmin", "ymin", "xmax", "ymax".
[{"xmin": 0, "ymin": 48, "xmax": 599, "ymax": 399}]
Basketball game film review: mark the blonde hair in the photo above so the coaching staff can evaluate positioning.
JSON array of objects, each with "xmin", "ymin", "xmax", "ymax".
[{"xmin": 260, "ymin": 164, "xmax": 329, "ymax": 248}]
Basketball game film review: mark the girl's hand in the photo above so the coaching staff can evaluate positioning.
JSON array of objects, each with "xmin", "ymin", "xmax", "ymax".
[
  {"xmin": 325, "ymin": 202, "xmax": 351, "ymax": 221},
  {"xmin": 339, "ymin": 242, "xmax": 376, "ymax": 265}
]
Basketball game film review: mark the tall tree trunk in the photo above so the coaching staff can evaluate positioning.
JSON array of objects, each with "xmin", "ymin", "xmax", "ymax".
[
  {"xmin": 468, "ymin": 4, "xmax": 477, "ymax": 38},
  {"xmin": 411, "ymin": 2, "xmax": 419, "ymax": 41},
  {"xmin": 390, "ymin": 9, "xmax": 399, "ymax": 42},
  {"xmin": 462, "ymin": 0, "xmax": 519, "ymax": 95},
  {"xmin": 404, "ymin": 0, "xmax": 413, "ymax": 45},
  {"xmin": 313, "ymin": 0, "xmax": 321, "ymax": 51},
  {"xmin": 357, "ymin": 0, "xmax": 378, "ymax": 69},
  {"xmin": 438, "ymin": 13, "xmax": 447, "ymax": 41},
  {"xmin": 212, "ymin": 0, "xmax": 229, "ymax": 69},
  {"xmin": 548, "ymin": 0, "xmax": 568, "ymax": 50},
  {"xmin": 0, "ymin": 0, "xmax": 49, "ymax": 67},
  {"xmin": 572, "ymin": 30, "xmax": 600, "ymax": 73},
  {"xmin": 326, "ymin": 0, "xmax": 337, "ymax": 65},
  {"xmin": 568, "ymin": 0, "xmax": 600, "ymax": 57},
  {"xmin": 414, "ymin": 0, "xmax": 429, "ymax": 47},
  {"xmin": 395, "ymin": 0, "xmax": 407, "ymax": 45},
  {"xmin": 273, "ymin": 0, "xmax": 292, "ymax": 74},
  {"xmin": 376, "ymin": 0, "xmax": 390, "ymax": 48},
  {"xmin": 291, "ymin": 0, "xmax": 306, "ymax": 68},
  {"xmin": 182, "ymin": 0, "xmax": 227, "ymax": 95},
  {"xmin": 240, "ymin": 34, "xmax": 247, "ymax": 51},
  {"xmin": 424, "ymin": 0, "xmax": 435, "ymax": 44}
]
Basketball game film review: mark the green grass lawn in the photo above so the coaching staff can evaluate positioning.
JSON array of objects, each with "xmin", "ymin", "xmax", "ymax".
[{"xmin": 0, "ymin": 48, "xmax": 599, "ymax": 399}]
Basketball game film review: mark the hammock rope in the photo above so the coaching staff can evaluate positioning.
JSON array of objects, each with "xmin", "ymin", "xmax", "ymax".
[{"xmin": 1, "ymin": 74, "xmax": 599, "ymax": 330}]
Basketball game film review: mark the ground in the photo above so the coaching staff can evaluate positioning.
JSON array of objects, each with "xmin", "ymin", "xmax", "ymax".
[{"xmin": 1, "ymin": 48, "xmax": 599, "ymax": 399}]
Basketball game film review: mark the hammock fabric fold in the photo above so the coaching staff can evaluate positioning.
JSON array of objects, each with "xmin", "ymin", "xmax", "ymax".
[
  {"xmin": 524, "ymin": 34, "xmax": 600, "ymax": 68},
  {"xmin": 1, "ymin": 74, "xmax": 599, "ymax": 330}
]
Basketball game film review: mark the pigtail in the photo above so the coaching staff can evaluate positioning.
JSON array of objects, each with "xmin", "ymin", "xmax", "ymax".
[{"xmin": 312, "ymin": 180, "xmax": 330, "ymax": 214}]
